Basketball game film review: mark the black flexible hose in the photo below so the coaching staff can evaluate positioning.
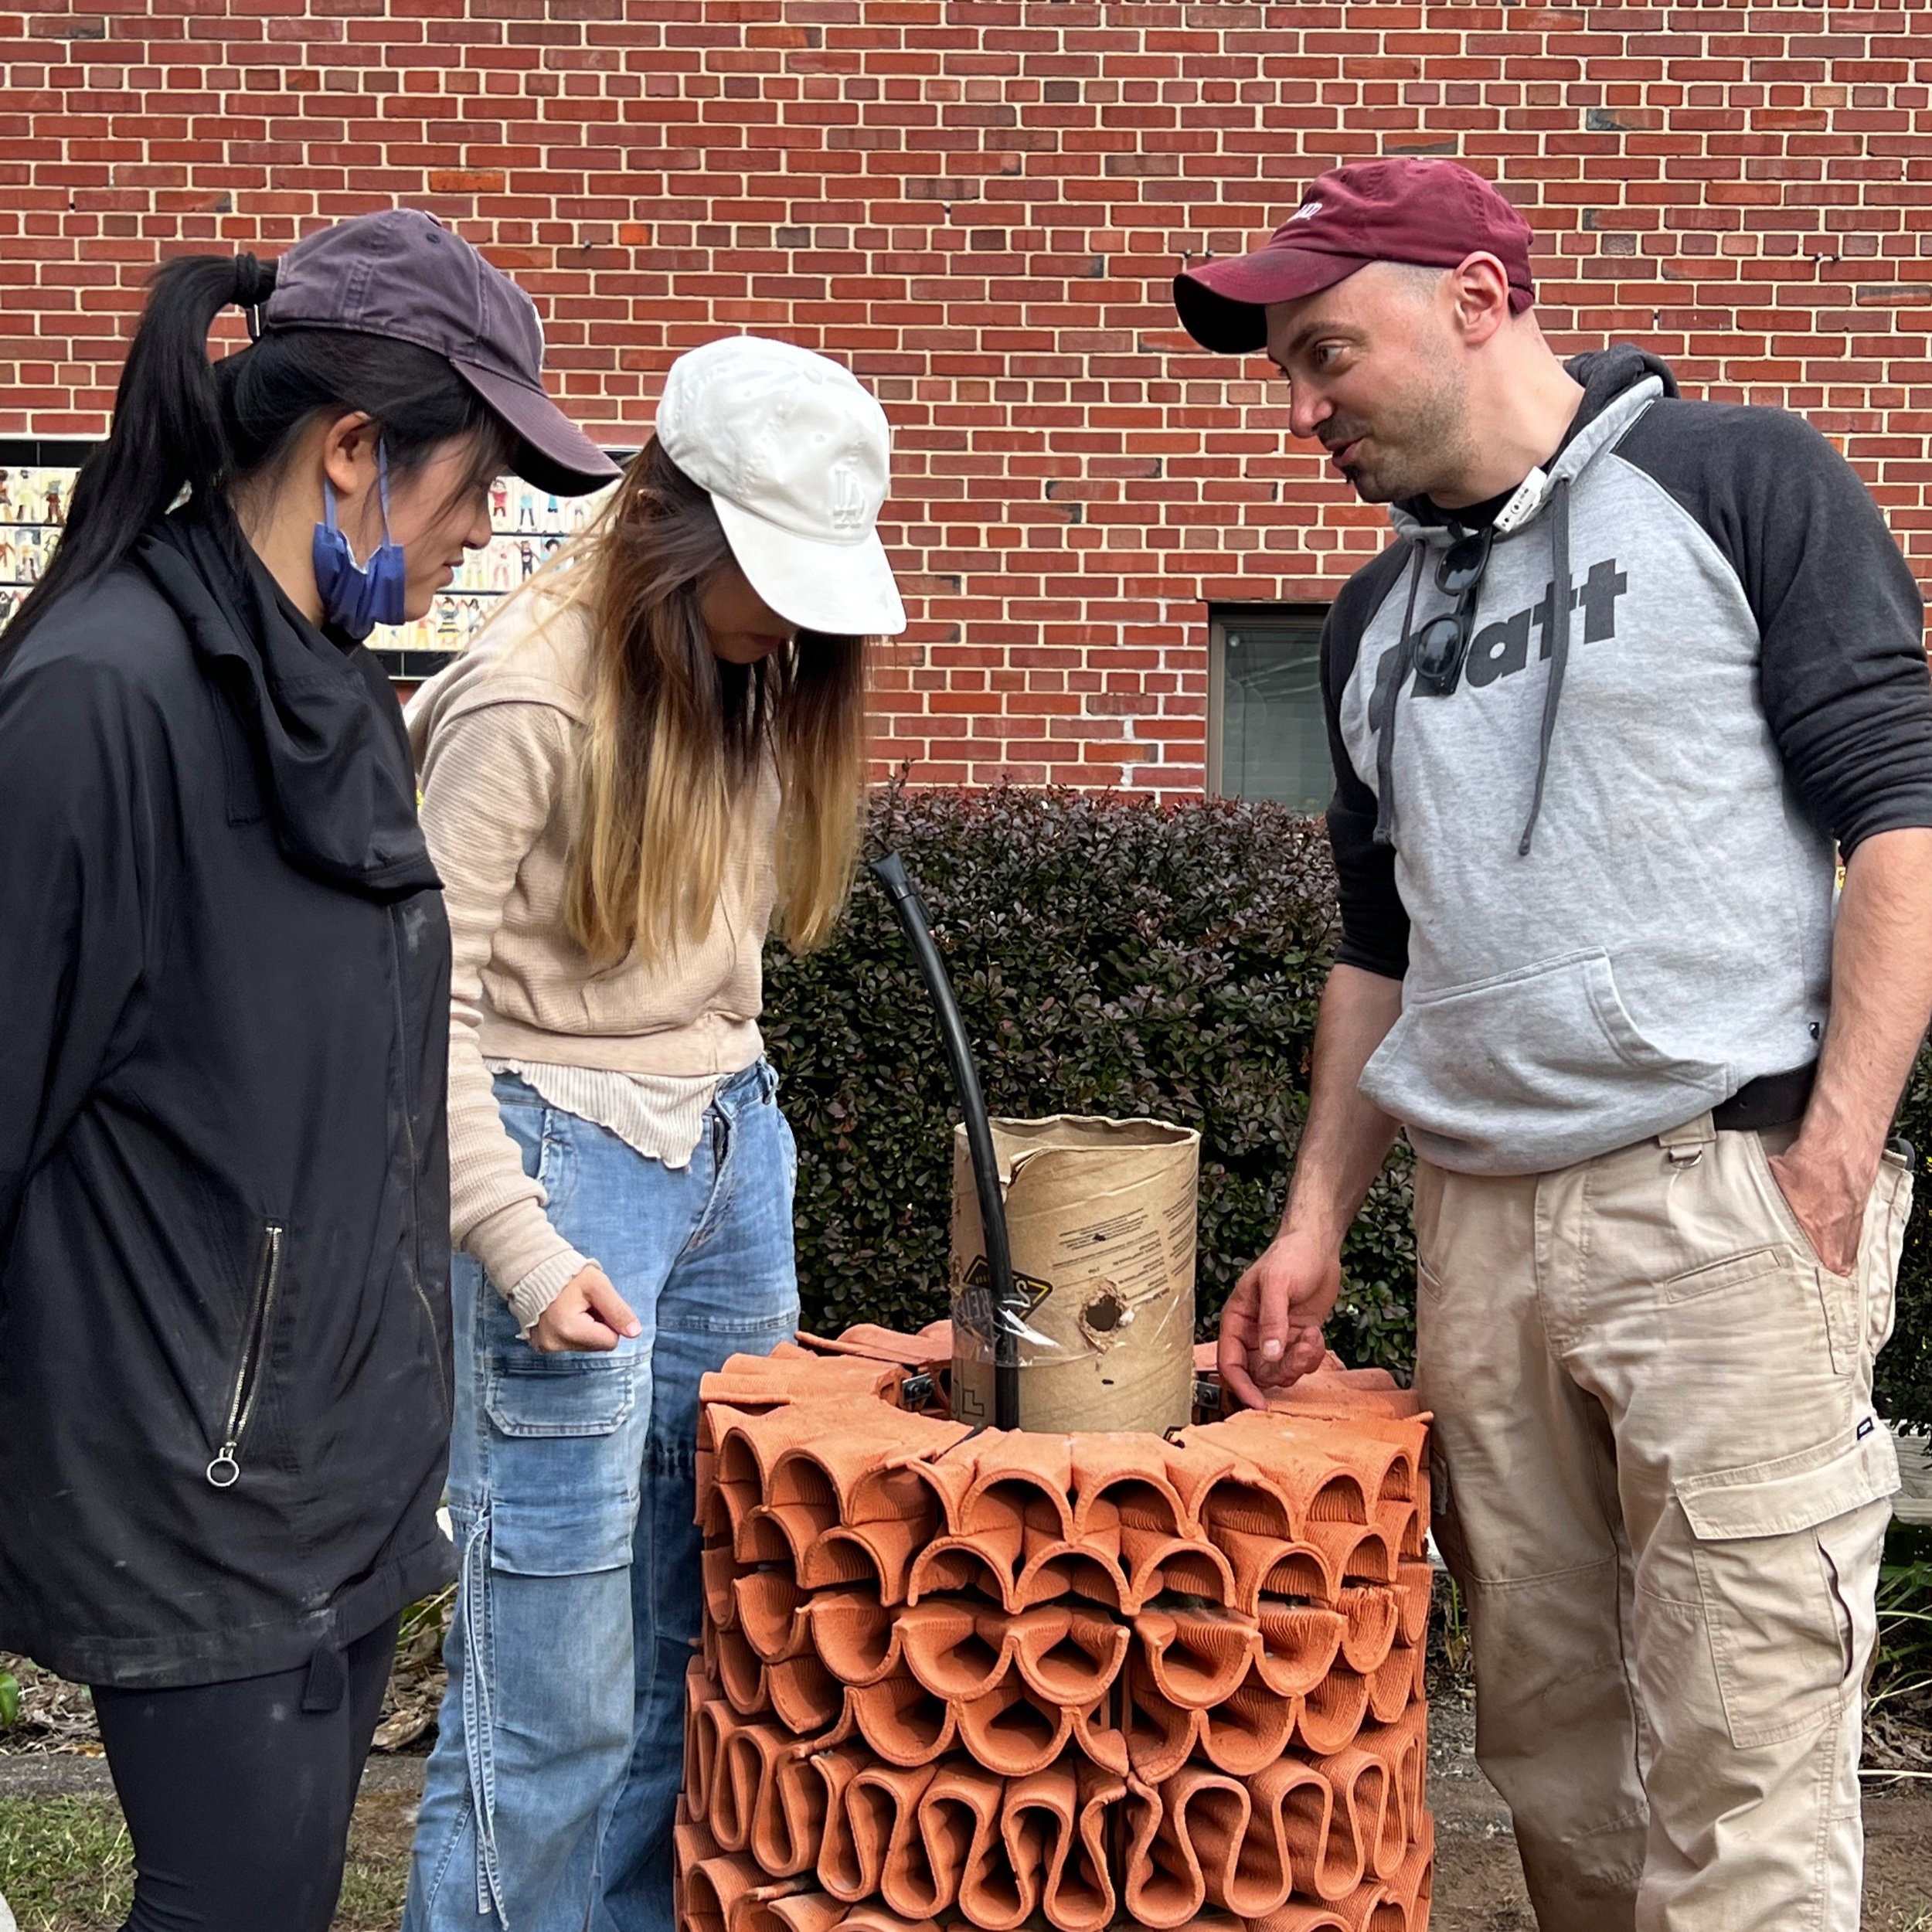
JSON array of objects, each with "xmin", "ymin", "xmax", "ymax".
[{"xmin": 868, "ymin": 852, "xmax": 1021, "ymax": 1429}]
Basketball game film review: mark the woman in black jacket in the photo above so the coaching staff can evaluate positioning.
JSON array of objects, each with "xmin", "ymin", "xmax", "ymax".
[{"xmin": 0, "ymin": 210, "xmax": 617, "ymax": 1932}]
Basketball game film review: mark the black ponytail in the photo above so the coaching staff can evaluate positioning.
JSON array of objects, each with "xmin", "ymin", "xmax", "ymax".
[
  {"xmin": 5, "ymin": 247, "xmax": 508, "ymax": 657},
  {"xmin": 16, "ymin": 255, "xmax": 257, "ymax": 641}
]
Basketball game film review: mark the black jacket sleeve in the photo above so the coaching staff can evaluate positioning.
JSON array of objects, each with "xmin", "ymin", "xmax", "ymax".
[
  {"xmin": 0, "ymin": 648, "xmax": 168, "ymax": 1260},
  {"xmin": 1620, "ymin": 400, "xmax": 1932, "ymax": 852},
  {"xmin": 1320, "ymin": 553, "xmax": 1412, "ymax": 980}
]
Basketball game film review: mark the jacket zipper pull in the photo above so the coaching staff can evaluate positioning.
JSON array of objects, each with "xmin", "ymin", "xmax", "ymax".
[{"xmin": 206, "ymin": 1221, "xmax": 284, "ymax": 1490}]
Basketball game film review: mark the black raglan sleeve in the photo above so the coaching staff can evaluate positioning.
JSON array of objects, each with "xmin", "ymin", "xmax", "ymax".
[
  {"xmin": 1621, "ymin": 400, "xmax": 1932, "ymax": 852},
  {"xmin": 1321, "ymin": 560, "xmax": 1411, "ymax": 980}
]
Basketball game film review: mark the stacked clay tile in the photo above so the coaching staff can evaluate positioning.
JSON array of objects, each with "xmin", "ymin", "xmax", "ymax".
[{"xmin": 679, "ymin": 1325, "xmax": 1434, "ymax": 1932}]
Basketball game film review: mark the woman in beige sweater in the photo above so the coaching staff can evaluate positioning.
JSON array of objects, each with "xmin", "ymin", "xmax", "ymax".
[{"xmin": 403, "ymin": 338, "xmax": 906, "ymax": 1932}]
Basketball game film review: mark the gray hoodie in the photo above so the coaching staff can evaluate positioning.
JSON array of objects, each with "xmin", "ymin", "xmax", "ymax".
[{"xmin": 1322, "ymin": 347, "xmax": 1932, "ymax": 1176}]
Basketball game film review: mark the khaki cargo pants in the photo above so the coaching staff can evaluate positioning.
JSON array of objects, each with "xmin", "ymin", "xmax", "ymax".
[{"xmin": 1413, "ymin": 1114, "xmax": 1911, "ymax": 1930}]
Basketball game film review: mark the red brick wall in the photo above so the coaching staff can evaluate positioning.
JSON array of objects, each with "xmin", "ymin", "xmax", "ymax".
[{"xmin": 5, "ymin": 1, "xmax": 1930, "ymax": 795}]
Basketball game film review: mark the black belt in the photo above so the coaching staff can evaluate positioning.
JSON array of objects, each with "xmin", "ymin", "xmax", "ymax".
[{"xmin": 1711, "ymin": 1061, "xmax": 1817, "ymax": 1133}]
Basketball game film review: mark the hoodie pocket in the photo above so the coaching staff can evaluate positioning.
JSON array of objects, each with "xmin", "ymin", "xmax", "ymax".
[{"xmin": 1361, "ymin": 950, "xmax": 1730, "ymax": 1168}]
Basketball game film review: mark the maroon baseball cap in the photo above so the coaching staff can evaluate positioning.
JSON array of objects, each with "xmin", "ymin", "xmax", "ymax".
[
  {"xmin": 1173, "ymin": 158, "xmax": 1536, "ymax": 356},
  {"xmin": 263, "ymin": 209, "xmax": 621, "ymax": 495}
]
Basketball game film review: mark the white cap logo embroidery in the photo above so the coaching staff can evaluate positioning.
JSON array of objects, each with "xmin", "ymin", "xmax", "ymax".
[
  {"xmin": 1291, "ymin": 200, "xmax": 1323, "ymax": 222},
  {"xmin": 828, "ymin": 460, "xmax": 866, "ymax": 534}
]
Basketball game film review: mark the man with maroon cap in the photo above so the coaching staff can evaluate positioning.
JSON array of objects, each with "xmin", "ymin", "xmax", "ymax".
[{"xmin": 1189, "ymin": 158, "xmax": 1932, "ymax": 1927}]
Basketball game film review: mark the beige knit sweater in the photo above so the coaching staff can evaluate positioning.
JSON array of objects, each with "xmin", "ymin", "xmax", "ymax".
[{"xmin": 407, "ymin": 580, "xmax": 781, "ymax": 1328}]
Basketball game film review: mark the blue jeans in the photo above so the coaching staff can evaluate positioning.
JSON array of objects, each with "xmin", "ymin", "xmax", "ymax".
[{"xmin": 404, "ymin": 1063, "xmax": 799, "ymax": 1932}]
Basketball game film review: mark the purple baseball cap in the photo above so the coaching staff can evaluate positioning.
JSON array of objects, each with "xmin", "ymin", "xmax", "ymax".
[{"xmin": 263, "ymin": 209, "xmax": 621, "ymax": 495}]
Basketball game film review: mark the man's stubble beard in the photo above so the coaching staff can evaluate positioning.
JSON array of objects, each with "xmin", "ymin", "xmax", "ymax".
[{"xmin": 1339, "ymin": 367, "xmax": 1475, "ymax": 507}]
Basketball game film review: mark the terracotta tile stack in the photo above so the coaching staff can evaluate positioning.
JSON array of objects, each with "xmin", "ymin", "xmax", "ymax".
[{"xmin": 680, "ymin": 1331, "xmax": 1434, "ymax": 1932}]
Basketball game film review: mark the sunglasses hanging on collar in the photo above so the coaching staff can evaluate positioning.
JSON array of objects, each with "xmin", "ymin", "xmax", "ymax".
[
  {"xmin": 1406, "ymin": 464, "xmax": 1551, "ymax": 699},
  {"xmin": 1411, "ymin": 522, "xmax": 1496, "ymax": 699}
]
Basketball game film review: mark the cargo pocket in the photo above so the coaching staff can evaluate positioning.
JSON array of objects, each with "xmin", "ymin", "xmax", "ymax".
[
  {"xmin": 485, "ymin": 1351, "xmax": 643, "ymax": 1575},
  {"xmin": 1678, "ymin": 1427, "xmax": 1899, "ymax": 1749},
  {"xmin": 487, "ymin": 1350, "xmax": 638, "ymax": 1438}
]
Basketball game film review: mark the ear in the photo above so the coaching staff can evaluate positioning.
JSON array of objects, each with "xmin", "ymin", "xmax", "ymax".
[
  {"xmin": 1446, "ymin": 253, "xmax": 1514, "ymax": 348},
  {"xmin": 318, "ymin": 412, "xmax": 380, "ymax": 498}
]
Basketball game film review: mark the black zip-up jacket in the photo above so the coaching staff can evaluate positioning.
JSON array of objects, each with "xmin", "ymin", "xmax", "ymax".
[{"xmin": 0, "ymin": 515, "xmax": 455, "ymax": 1689}]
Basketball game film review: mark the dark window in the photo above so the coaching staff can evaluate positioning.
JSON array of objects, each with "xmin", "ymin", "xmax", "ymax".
[{"xmin": 1208, "ymin": 605, "xmax": 1331, "ymax": 812}]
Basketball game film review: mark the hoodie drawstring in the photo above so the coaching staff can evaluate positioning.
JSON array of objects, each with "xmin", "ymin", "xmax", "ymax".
[
  {"xmin": 1516, "ymin": 474, "xmax": 1572, "ymax": 856},
  {"xmin": 1371, "ymin": 541, "xmax": 1427, "ymax": 849}
]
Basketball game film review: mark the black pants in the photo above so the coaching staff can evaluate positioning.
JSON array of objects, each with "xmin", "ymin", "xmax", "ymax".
[{"xmin": 91, "ymin": 1615, "xmax": 399, "ymax": 1932}]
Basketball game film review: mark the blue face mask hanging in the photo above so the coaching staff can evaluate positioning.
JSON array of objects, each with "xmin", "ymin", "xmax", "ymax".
[{"xmin": 311, "ymin": 442, "xmax": 407, "ymax": 640}]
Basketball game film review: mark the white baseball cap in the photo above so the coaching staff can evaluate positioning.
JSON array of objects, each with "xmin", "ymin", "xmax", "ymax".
[{"xmin": 655, "ymin": 335, "xmax": 908, "ymax": 638}]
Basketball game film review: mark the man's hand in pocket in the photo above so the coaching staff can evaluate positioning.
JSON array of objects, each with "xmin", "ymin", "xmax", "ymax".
[{"xmin": 1767, "ymin": 1139, "xmax": 1871, "ymax": 1277}]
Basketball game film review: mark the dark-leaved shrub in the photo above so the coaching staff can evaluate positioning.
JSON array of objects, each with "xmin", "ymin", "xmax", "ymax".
[{"xmin": 763, "ymin": 785, "xmax": 1413, "ymax": 1372}]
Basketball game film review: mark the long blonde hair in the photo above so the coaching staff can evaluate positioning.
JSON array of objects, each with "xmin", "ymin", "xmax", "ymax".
[{"xmin": 562, "ymin": 441, "xmax": 869, "ymax": 967}]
